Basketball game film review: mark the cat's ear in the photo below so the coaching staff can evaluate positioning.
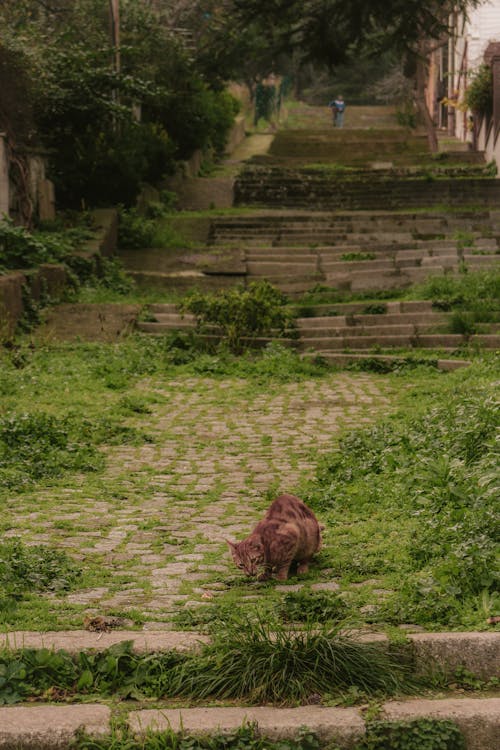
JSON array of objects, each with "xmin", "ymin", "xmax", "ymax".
[{"xmin": 225, "ymin": 539, "xmax": 237, "ymax": 551}]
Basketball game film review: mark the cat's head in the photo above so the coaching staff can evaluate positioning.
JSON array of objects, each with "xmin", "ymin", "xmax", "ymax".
[{"xmin": 226, "ymin": 538, "xmax": 264, "ymax": 577}]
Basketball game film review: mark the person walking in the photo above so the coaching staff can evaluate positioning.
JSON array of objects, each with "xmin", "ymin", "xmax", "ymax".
[{"xmin": 328, "ymin": 95, "xmax": 346, "ymax": 128}]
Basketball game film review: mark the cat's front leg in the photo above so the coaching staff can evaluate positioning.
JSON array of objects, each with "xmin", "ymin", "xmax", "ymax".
[
  {"xmin": 296, "ymin": 559, "xmax": 310, "ymax": 575},
  {"xmin": 275, "ymin": 561, "xmax": 292, "ymax": 580}
]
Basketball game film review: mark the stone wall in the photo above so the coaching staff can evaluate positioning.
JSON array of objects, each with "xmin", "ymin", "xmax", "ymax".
[
  {"xmin": 0, "ymin": 208, "xmax": 117, "ymax": 339},
  {"xmin": 0, "ymin": 265, "xmax": 68, "ymax": 338}
]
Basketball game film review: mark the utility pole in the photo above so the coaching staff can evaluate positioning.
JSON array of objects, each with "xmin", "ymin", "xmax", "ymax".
[{"xmin": 109, "ymin": 0, "xmax": 121, "ymax": 76}]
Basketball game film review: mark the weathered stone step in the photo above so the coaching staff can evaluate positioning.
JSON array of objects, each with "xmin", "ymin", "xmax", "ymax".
[
  {"xmin": 303, "ymin": 351, "xmax": 472, "ymax": 371},
  {"xmin": 247, "ymin": 260, "xmax": 320, "ymax": 276},
  {"xmin": 234, "ymin": 176, "xmax": 500, "ymax": 210},
  {"xmin": 128, "ymin": 270, "xmax": 243, "ymax": 291},
  {"xmin": 1, "ymin": 698, "xmax": 499, "ymax": 750},
  {"xmin": 298, "ymin": 334, "xmax": 500, "ymax": 350},
  {"xmin": 296, "ymin": 312, "xmax": 448, "ymax": 328},
  {"xmin": 129, "ymin": 699, "xmax": 500, "ymax": 750},
  {"xmin": 299, "ymin": 324, "xmax": 425, "ymax": 337}
]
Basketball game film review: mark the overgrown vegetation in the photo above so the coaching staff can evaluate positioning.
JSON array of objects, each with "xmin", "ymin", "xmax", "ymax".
[
  {"xmin": 0, "ymin": 410, "xmax": 150, "ymax": 490},
  {"xmin": 464, "ymin": 64, "xmax": 493, "ymax": 117},
  {"xmin": 0, "ymin": 617, "xmax": 413, "ymax": 706},
  {"xmin": 0, "ymin": 218, "xmax": 92, "ymax": 272},
  {"xmin": 358, "ymin": 719, "xmax": 466, "ymax": 750},
  {"xmin": 410, "ymin": 270, "xmax": 500, "ymax": 334},
  {"xmin": 306, "ymin": 385, "xmax": 499, "ymax": 628},
  {"xmin": 0, "ymin": 539, "xmax": 80, "ymax": 600},
  {"xmin": 0, "ymin": 1, "xmax": 240, "ymax": 208},
  {"xmin": 179, "ymin": 282, "xmax": 296, "ymax": 354},
  {"xmin": 75, "ymin": 725, "xmax": 322, "ymax": 750},
  {"xmin": 73, "ymin": 722, "xmax": 467, "ymax": 750}
]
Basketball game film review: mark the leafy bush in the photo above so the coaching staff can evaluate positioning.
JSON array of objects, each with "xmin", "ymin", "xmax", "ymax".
[
  {"xmin": 0, "ymin": 642, "xmax": 185, "ymax": 704},
  {"xmin": 180, "ymin": 282, "xmax": 295, "ymax": 354},
  {"xmin": 0, "ymin": 220, "xmax": 76, "ymax": 271},
  {"xmin": 464, "ymin": 65, "xmax": 493, "ymax": 116},
  {"xmin": 118, "ymin": 208, "xmax": 157, "ymax": 249}
]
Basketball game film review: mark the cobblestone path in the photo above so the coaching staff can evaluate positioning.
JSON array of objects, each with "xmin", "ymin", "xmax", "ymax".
[{"xmin": 12, "ymin": 372, "xmax": 393, "ymax": 626}]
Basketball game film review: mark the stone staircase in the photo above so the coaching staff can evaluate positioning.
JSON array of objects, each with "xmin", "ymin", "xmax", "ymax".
[
  {"xmin": 129, "ymin": 122, "xmax": 500, "ymax": 365},
  {"xmin": 1, "ymin": 630, "xmax": 499, "ymax": 749},
  {"xmin": 137, "ymin": 299, "xmax": 500, "ymax": 368},
  {"xmin": 206, "ymin": 209, "xmax": 500, "ymax": 293}
]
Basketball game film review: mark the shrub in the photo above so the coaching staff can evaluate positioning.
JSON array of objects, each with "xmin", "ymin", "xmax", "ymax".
[
  {"xmin": 118, "ymin": 208, "xmax": 156, "ymax": 249},
  {"xmin": 464, "ymin": 65, "xmax": 493, "ymax": 116},
  {"xmin": 180, "ymin": 282, "xmax": 295, "ymax": 354}
]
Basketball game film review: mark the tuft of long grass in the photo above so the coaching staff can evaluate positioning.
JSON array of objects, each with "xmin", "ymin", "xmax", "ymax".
[{"xmin": 168, "ymin": 616, "xmax": 414, "ymax": 704}]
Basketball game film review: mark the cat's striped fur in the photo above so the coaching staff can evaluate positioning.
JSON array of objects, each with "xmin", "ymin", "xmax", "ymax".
[{"xmin": 226, "ymin": 494, "xmax": 322, "ymax": 580}]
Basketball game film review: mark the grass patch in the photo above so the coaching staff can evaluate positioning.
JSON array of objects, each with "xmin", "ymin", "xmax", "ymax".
[
  {"xmin": 304, "ymin": 370, "xmax": 499, "ymax": 629},
  {"xmin": 167, "ymin": 617, "xmax": 413, "ymax": 703}
]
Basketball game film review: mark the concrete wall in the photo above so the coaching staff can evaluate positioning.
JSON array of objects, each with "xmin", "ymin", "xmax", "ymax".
[{"xmin": 446, "ymin": 3, "xmax": 500, "ymax": 159}]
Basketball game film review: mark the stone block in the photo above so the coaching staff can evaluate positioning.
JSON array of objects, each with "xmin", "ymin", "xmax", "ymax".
[{"xmin": 0, "ymin": 272, "xmax": 25, "ymax": 337}]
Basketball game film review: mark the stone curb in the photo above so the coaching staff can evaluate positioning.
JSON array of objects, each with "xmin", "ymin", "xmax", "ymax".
[
  {"xmin": 0, "ymin": 698, "xmax": 499, "ymax": 750},
  {"xmin": 0, "ymin": 704, "xmax": 111, "ymax": 750},
  {"xmin": 1, "ymin": 631, "xmax": 498, "ymax": 680}
]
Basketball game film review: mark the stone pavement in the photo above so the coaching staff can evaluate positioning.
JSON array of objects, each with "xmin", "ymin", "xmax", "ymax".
[{"xmin": 5, "ymin": 372, "xmax": 393, "ymax": 624}]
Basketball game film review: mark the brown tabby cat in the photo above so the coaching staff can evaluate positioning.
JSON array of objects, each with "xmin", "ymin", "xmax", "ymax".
[{"xmin": 226, "ymin": 494, "xmax": 322, "ymax": 580}]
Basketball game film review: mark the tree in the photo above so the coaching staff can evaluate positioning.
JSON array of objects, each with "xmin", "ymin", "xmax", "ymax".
[
  {"xmin": 0, "ymin": 0, "xmax": 241, "ymax": 209},
  {"xmin": 219, "ymin": 0, "xmax": 485, "ymax": 149}
]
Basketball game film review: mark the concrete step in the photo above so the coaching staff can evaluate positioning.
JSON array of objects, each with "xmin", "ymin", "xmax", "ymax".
[
  {"xmin": 322, "ymin": 258, "xmax": 396, "ymax": 273},
  {"xmin": 296, "ymin": 312, "xmax": 449, "ymax": 328},
  {"xmin": 247, "ymin": 260, "xmax": 319, "ymax": 276},
  {"xmin": 128, "ymin": 270, "xmax": 243, "ymax": 291},
  {"xmin": 1, "ymin": 698, "xmax": 499, "ymax": 750},
  {"xmin": 0, "ymin": 629, "xmax": 498, "ymax": 749},
  {"xmin": 298, "ymin": 333, "xmax": 500, "ymax": 350},
  {"xmin": 299, "ymin": 324, "xmax": 422, "ymax": 337},
  {"xmin": 303, "ymin": 351, "xmax": 472, "ymax": 371}
]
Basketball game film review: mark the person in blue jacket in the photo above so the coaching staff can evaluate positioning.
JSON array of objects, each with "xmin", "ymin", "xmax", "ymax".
[{"xmin": 328, "ymin": 95, "xmax": 346, "ymax": 128}]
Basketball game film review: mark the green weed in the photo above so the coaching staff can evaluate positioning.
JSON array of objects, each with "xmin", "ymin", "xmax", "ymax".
[
  {"xmin": 76, "ymin": 725, "xmax": 321, "ymax": 750},
  {"xmin": 278, "ymin": 589, "xmax": 347, "ymax": 624},
  {"xmin": 168, "ymin": 616, "xmax": 414, "ymax": 703},
  {"xmin": 358, "ymin": 719, "xmax": 465, "ymax": 750}
]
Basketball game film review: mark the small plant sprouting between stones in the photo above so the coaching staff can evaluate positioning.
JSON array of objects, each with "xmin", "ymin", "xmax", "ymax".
[
  {"xmin": 358, "ymin": 718, "xmax": 466, "ymax": 750},
  {"xmin": 180, "ymin": 281, "xmax": 295, "ymax": 354},
  {"xmin": 75, "ymin": 724, "xmax": 322, "ymax": 750},
  {"xmin": 341, "ymin": 252, "xmax": 377, "ymax": 261},
  {"xmin": 278, "ymin": 589, "xmax": 347, "ymax": 623},
  {"xmin": 72, "ymin": 721, "xmax": 467, "ymax": 750}
]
